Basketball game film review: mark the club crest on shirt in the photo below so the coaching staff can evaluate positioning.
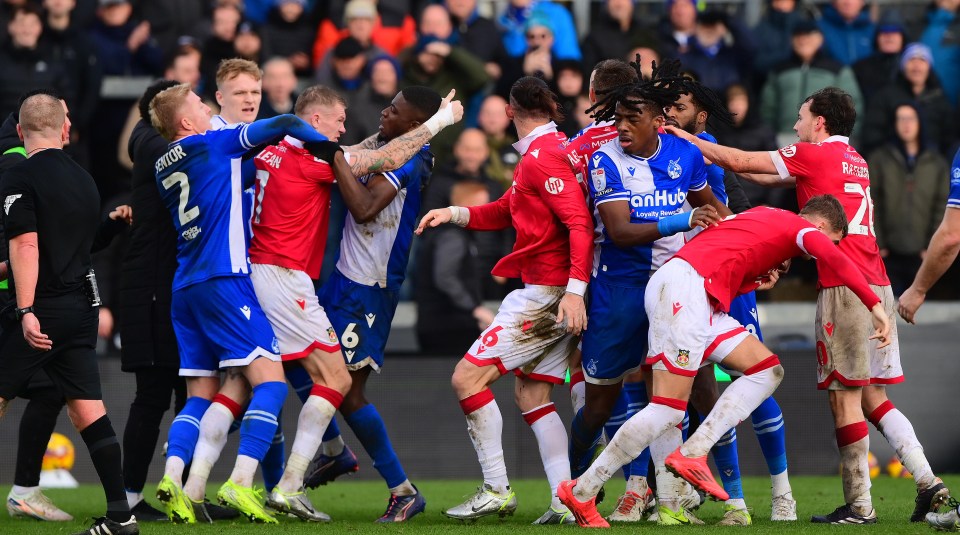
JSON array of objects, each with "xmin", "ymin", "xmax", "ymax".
[
  {"xmin": 667, "ymin": 159, "xmax": 682, "ymax": 179},
  {"xmin": 780, "ymin": 145, "xmax": 797, "ymax": 157},
  {"xmin": 676, "ymin": 349, "xmax": 690, "ymax": 367},
  {"xmin": 953, "ymin": 167, "xmax": 960, "ymax": 182}
]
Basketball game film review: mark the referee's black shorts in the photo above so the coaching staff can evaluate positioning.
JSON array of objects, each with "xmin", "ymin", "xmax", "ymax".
[{"xmin": 0, "ymin": 292, "xmax": 100, "ymax": 400}]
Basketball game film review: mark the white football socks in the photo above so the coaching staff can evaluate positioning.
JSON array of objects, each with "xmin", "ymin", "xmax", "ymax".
[
  {"xmin": 574, "ymin": 402, "xmax": 684, "ymax": 501},
  {"xmin": 524, "ymin": 403, "xmax": 569, "ymax": 509},
  {"xmin": 278, "ymin": 394, "xmax": 338, "ymax": 493},
  {"xmin": 184, "ymin": 402, "xmax": 234, "ymax": 501}
]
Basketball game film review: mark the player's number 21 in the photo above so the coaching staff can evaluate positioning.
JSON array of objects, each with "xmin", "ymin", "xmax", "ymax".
[{"xmin": 845, "ymin": 182, "xmax": 875, "ymax": 237}]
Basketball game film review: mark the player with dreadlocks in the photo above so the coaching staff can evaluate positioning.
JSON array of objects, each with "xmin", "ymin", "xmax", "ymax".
[
  {"xmin": 565, "ymin": 59, "xmax": 731, "ymax": 527},
  {"xmin": 666, "ymin": 77, "xmax": 797, "ymax": 525}
]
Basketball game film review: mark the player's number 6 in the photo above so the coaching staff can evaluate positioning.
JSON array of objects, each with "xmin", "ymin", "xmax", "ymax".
[{"xmin": 342, "ymin": 323, "xmax": 360, "ymax": 349}]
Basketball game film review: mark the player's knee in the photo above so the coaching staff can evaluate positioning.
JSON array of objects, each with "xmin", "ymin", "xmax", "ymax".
[
  {"xmin": 769, "ymin": 364, "xmax": 785, "ymax": 383},
  {"xmin": 514, "ymin": 383, "xmax": 551, "ymax": 412},
  {"xmin": 332, "ymin": 368, "xmax": 352, "ymax": 396},
  {"xmin": 582, "ymin": 402, "xmax": 614, "ymax": 429},
  {"xmin": 861, "ymin": 385, "xmax": 887, "ymax": 411},
  {"xmin": 67, "ymin": 400, "xmax": 107, "ymax": 431},
  {"xmin": 451, "ymin": 359, "xmax": 485, "ymax": 397},
  {"xmin": 340, "ymin": 387, "xmax": 368, "ymax": 415}
]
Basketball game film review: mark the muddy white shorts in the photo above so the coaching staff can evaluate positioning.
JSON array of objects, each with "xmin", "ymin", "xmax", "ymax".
[
  {"xmin": 645, "ymin": 259, "xmax": 750, "ymax": 376},
  {"xmin": 464, "ymin": 284, "xmax": 577, "ymax": 384},
  {"xmin": 815, "ymin": 284, "xmax": 902, "ymax": 390}
]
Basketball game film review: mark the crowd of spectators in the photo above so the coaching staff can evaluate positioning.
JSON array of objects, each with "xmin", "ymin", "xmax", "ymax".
[{"xmin": 1, "ymin": 0, "xmax": 958, "ymax": 349}]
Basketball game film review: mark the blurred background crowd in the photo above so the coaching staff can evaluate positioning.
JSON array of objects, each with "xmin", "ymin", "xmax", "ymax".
[{"xmin": 1, "ymin": 0, "xmax": 957, "ymax": 354}]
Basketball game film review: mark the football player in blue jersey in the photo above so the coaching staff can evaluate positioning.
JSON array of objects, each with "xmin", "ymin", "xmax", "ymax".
[
  {"xmin": 305, "ymin": 86, "xmax": 452, "ymax": 522},
  {"xmin": 148, "ymin": 84, "xmax": 334, "ymax": 524},
  {"xmin": 568, "ymin": 59, "xmax": 730, "ymax": 526},
  {"xmin": 666, "ymin": 78, "xmax": 796, "ymax": 524}
]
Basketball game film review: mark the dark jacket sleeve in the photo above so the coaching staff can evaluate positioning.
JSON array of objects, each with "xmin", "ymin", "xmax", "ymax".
[
  {"xmin": 92, "ymin": 212, "xmax": 128, "ymax": 253},
  {"xmin": 723, "ymin": 170, "xmax": 752, "ymax": 214},
  {"xmin": 433, "ymin": 230, "xmax": 479, "ymax": 312}
]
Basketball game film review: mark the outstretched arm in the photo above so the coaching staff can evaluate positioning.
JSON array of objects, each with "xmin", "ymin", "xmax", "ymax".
[
  {"xmin": 898, "ymin": 207, "xmax": 960, "ymax": 323},
  {"xmin": 344, "ymin": 89, "xmax": 464, "ymax": 176},
  {"xmin": 236, "ymin": 115, "xmax": 328, "ymax": 154},
  {"xmin": 318, "ymin": 139, "xmax": 400, "ymax": 223},
  {"xmin": 664, "ymin": 125, "xmax": 780, "ymax": 176}
]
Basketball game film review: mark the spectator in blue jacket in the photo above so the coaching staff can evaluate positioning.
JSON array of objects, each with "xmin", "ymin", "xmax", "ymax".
[
  {"xmin": 919, "ymin": 0, "xmax": 960, "ymax": 105},
  {"xmin": 751, "ymin": 0, "xmax": 812, "ymax": 88},
  {"xmin": 89, "ymin": 0, "xmax": 163, "ymax": 76},
  {"xmin": 679, "ymin": 11, "xmax": 755, "ymax": 93},
  {"xmin": 818, "ymin": 0, "xmax": 875, "ymax": 65},
  {"xmin": 497, "ymin": 0, "xmax": 580, "ymax": 60}
]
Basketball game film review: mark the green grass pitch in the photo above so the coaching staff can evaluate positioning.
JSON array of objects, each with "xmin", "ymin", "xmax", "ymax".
[{"xmin": 2, "ymin": 475, "xmax": 956, "ymax": 534}]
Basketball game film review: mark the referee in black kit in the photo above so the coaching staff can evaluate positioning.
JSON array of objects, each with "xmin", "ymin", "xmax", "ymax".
[{"xmin": 0, "ymin": 93, "xmax": 139, "ymax": 535}]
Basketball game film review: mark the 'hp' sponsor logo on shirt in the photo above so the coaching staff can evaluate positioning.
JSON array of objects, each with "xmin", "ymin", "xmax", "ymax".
[{"xmin": 544, "ymin": 177, "xmax": 565, "ymax": 195}]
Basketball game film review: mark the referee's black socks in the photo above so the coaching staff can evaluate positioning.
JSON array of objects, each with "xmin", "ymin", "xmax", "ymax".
[{"xmin": 80, "ymin": 414, "xmax": 131, "ymax": 521}]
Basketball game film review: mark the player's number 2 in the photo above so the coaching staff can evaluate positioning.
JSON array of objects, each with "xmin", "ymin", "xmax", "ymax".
[
  {"xmin": 845, "ymin": 182, "xmax": 875, "ymax": 237},
  {"xmin": 161, "ymin": 172, "xmax": 200, "ymax": 225}
]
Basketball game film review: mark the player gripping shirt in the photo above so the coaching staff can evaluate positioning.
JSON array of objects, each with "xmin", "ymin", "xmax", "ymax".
[
  {"xmin": 582, "ymin": 133, "xmax": 708, "ymax": 384},
  {"xmin": 318, "ymin": 146, "xmax": 432, "ymax": 371},
  {"xmin": 768, "ymin": 136, "xmax": 901, "ymax": 389},
  {"xmin": 156, "ymin": 122, "xmax": 287, "ymax": 376}
]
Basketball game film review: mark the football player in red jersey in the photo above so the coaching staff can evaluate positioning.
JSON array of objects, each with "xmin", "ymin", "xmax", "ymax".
[
  {"xmin": 419, "ymin": 76, "xmax": 592, "ymax": 525},
  {"xmin": 665, "ymin": 87, "xmax": 949, "ymax": 524},
  {"xmin": 558, "ymin": 195, "xmax": 890, "ymax": 528}
]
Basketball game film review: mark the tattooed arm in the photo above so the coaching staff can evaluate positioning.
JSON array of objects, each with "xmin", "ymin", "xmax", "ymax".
[
  {"xmin": 342, "ymin": 89, "xmax": 464, "ymax": 177},
  {"xmin": 346, "ymin": 133, "xmax": 382, "ymax": 152},
  {"xmin": 345, "ymin": 126, "xmax": 436, "ymax": 176}
]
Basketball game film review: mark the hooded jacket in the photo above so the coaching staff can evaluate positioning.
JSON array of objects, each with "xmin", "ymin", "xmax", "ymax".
[{"xmin": 818, "ymin": 4, "xmax": 875, "ymax": 66}]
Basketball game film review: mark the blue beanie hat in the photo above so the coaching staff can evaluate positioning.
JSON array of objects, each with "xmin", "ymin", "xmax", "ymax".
[{"xmin": 901, "ymin": 42, "xmax": 933, "ymax": 71}]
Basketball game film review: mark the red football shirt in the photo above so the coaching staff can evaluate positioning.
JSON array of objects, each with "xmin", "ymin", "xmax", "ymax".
[
  {"xmin": 769, "ymin": 136, "xmax": 889, "ymax": 287},
  {"xmin": 250, "ymin": 137, "xmax": 335, "ymax": 279},
  {"xmin": 466, "ymin": 122, "xmax": 593, "ymax": 288},
  {"xmin": 568, "ymin": 120, "xmax": 618, "ymax": 161},
  {"xmin": 676, "ymin": 207, "xmax": 881, "ymax": 312}
]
